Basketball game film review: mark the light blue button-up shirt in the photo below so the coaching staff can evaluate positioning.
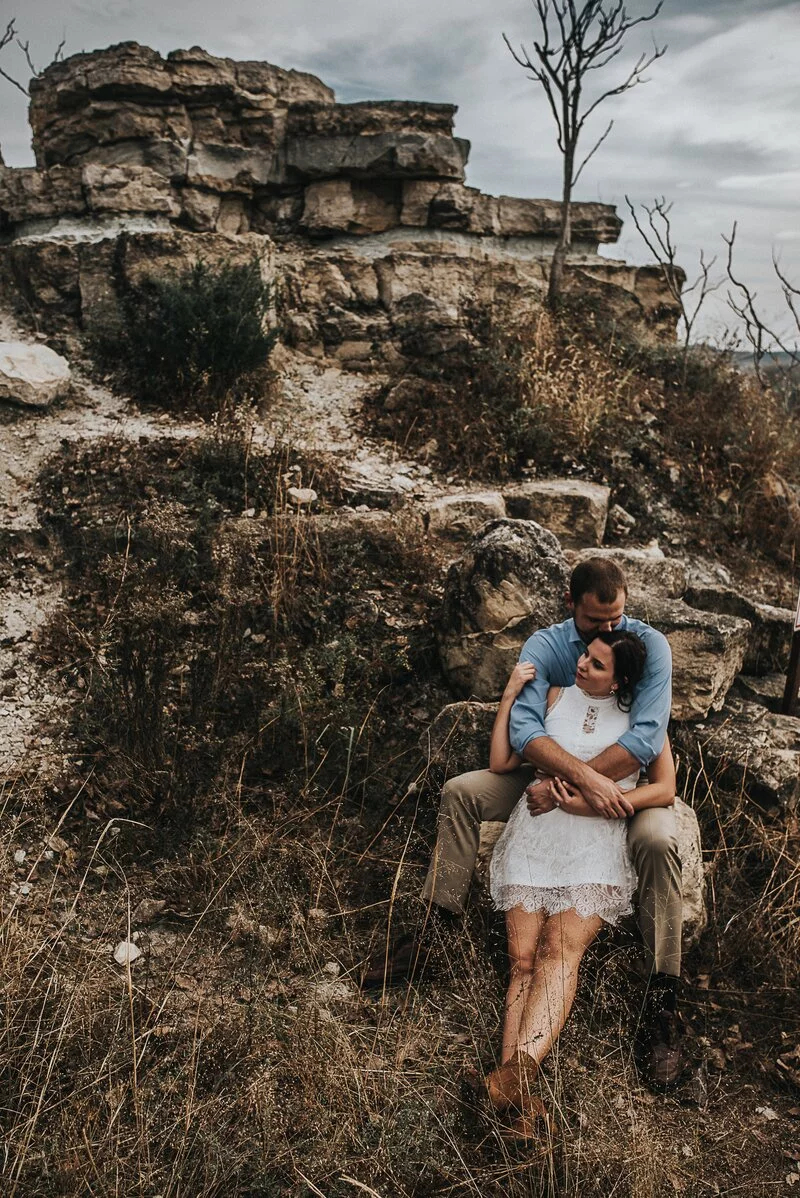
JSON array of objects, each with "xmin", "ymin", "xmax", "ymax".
[{"xmin": 508, "ymin": 614, "xmax": 672, "ymax": 767}]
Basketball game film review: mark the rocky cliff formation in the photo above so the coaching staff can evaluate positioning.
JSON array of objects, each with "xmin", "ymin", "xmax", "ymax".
[{"xmin": 0, "ymin": 42, "xmax": 680, "ymax": 359}]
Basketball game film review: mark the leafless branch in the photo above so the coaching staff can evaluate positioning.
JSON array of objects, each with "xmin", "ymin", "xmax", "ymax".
[
  {"xmin": 0, "ymin": 17, "xmax": 68, "ymax": 96},
  {"xmin": 626, "ymin": 196, "xmax": 723, "ymax": 366},
  {"xmin": 724, "ymin": 225, "xmax": 800, "ymax": 390}
]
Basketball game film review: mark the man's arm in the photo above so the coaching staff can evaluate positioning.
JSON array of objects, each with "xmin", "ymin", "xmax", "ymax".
[{"xmin": 523, "ymin": 737, "xmax": 634, "ymax": 818}]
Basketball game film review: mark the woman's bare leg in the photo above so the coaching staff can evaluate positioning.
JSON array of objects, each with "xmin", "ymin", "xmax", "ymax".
[
  {"xmin": 502, "ymin": 906, "xmax": 546, "ymax": 1063},
  {"xmin": 517, "ymin": 908, "xmax": 603, "ymax": 1065}
]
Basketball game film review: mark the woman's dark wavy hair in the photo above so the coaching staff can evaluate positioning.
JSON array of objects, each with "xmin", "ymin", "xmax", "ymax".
[{"xmin": 595, "ymin": 629, "xmax": 647, "ymax": 712}]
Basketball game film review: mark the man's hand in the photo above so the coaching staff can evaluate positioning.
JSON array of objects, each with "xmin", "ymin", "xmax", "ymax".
[
  {"xmin": 579, "ymin": 768, "xmax": 634, "ymax": 818},
  {"xmin": 525, "ymin": 778, "xmax": 557, "ymax": 817}
]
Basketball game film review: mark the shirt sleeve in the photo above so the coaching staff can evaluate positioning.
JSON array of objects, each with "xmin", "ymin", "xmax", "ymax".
[
  {"xmin": 618, "ymin": 629, "xmax": 672, "ymax": 766},
  {"xmin": 508, "ymin": 631, "xmax": 562, "ymax": 756}
]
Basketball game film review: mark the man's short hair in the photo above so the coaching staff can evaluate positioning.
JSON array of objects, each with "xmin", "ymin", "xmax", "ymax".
[{"xmin": 570, "ymin": 557, "xmax": 628, "ymax": 605}]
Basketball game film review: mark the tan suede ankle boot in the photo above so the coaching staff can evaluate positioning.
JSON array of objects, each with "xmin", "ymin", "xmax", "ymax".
[{"xmin": 485, "ymin": 1051, "xmax": 539, "ymax": 1112}]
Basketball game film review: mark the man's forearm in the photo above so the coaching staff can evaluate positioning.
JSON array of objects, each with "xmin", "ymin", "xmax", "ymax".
[
  {"xmin": 586, "ymin": 743, "xmax": 641, "ymax": 782},
  {"xmin": 523, "ymin": 738, "xmax": 638, "ymax": 785},
  {"xmin": 523, "ymin": 737, "xmax": 597, "ymax": 787}
]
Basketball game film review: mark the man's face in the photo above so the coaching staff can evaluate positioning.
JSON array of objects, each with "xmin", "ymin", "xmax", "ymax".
[{"xmin": 569, "ymin": 589, "xmax": 626, "ymax": 641}]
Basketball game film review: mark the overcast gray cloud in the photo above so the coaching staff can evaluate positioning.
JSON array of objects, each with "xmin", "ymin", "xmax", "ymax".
[{"xmin": 1, "ymin": 0, "xmax": 798, "ymax": 341}]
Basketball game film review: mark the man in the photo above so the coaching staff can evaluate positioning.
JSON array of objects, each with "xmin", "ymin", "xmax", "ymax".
[{"xmin": 363, "ymin": 557, "xmax": 684, "ymax": 1088}]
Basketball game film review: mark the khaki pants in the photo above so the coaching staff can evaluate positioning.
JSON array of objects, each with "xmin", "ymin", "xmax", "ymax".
[{"xmin": 421, "ymin": 767, "xmax": 683, "ymax": 978}]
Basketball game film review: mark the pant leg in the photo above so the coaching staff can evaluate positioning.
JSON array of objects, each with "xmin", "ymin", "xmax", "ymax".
[
  {"xmin": 421, "ymin": 766, "xmax": 534, "ymax": 915},
  {"xmin": 627, "ymin": 805, "xmax": 683, "ymax": 978}
]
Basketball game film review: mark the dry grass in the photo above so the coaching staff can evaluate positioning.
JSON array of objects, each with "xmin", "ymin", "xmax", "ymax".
[{"xmin": 2, "ymin": 749, "xmax": 797, "ymax": 1197}]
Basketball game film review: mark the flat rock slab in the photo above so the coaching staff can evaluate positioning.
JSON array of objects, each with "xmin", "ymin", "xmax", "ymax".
[
  {"xmin": 503, "ymin": 479, "xmax": 610, "ymax": 549},
  {"xmin": 674, "ymin": 696, "xmax": 800, "ymax": 811},
  {"xmin": 0, "ymin": 341, "xmax": 71, "ymax": 408},
  {"xmin": 627, "ymin": 594, "xmax": 750, "ymax": 721},
  {"xmin": 568, "ymin": 546, "xmax": 687, "ymax": 599},
  {"xmin": 426, "ymin": 492, "xmax": 506, "ymax": 541}
]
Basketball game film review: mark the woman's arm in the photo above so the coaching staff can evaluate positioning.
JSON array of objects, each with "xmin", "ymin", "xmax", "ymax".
[
  {"xmin": 551, "ymin": 737, "xmax": 676, "ymax": 816},
  {"xmin": 627, "ymin": 738, "xmax": 675, "ymax": 810},
  {"xmin": 489, "ymin": 663, "xmax": 537, "ymax": 773}
]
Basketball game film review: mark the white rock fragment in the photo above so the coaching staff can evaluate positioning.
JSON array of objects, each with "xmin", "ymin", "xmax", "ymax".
[
  {"xmin": 287, "ymin": 486, "xmax": 317, "ymax": 505},
  {"xmin": 113, "ymin": 940, "xmax": 142, "ymax": 966},
  {"xmin": 0, "ymin": 341, "xmax": 71, "ymax": 408},
  {"xmin": 13, "ymin": 849, "xmax": 26, "ymax": 865}
]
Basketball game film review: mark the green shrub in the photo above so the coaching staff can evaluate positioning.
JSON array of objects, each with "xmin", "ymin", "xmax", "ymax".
[{"xmin": 100, "ymin": 258, "xmax": 278, "ymax": 414}]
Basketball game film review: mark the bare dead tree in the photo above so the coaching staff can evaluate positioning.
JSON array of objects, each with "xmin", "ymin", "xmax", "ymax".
[
  {"xmin": 504, "ymin": 1, "xmax": 666, "ymax": 310},
  {"xmin": 725, "ymin": 222, "xmax": 800, "ymax": 390},
  {"xmin": 0, "ymin": 17, "xmax": 65, "ymax": 97},
  {"xmin": 625, "ymin": 196, "xmax": 723, "ymax": 367}
]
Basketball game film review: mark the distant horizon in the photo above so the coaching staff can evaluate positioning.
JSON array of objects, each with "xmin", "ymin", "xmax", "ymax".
[{"xmin": 1, "ymin": 2, "xmax": 798, "ymax": 344}]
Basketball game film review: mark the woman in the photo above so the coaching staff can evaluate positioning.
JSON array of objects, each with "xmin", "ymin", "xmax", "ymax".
[{"xmin": 483, "ymin": 631, "xmax": 675, "ymax": 1140}]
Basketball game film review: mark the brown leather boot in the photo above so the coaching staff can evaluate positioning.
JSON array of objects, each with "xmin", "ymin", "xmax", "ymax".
[
  {"xmin": 641, "ymin": 1008, "xmax": 686, "ymax": 1089},
  {"xmin": 485, "ymin": 1051, "xmax": 539, "ymax": 1112}
]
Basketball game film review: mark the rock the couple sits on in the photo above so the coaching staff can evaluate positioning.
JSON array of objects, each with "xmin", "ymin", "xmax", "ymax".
[{"xmin": 363, "ymin": 557, "xmax": 685, "ymax": 1136}]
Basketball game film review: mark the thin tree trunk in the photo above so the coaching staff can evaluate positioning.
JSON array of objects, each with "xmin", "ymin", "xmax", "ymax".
[{"xmin": 548, "ymin": 147, "xmax": 574, "ymax": 310}]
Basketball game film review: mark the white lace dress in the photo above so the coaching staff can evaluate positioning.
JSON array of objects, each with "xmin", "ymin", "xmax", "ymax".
[{"xmin": 490, "ymin": 685, "xmax": 639, "ymax": 925}]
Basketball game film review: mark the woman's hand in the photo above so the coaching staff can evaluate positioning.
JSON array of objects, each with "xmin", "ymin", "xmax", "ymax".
[
  {"xmin": 502, "ymin": 661, "xmax": 537, "ymax": 703},
  {"xmin": 551, "ymin": 777, "xmax": 597, "ymax": 818}
]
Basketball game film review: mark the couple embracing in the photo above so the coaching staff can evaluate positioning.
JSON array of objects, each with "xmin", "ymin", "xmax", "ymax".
[{"xmin": 365, "ymin": 557, "xmax": 684, "ymax": 1138}]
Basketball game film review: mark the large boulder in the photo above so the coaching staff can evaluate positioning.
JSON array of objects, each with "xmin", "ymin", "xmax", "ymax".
[
  {"xmin": 503, "ymin": 479, "xmax": 610, "ymax": 549},
  {"xmin": 684, "ymin": 584, "xmax": 792, "ymax": 675},
  {"xmin": 673, "ymin": 696, "xmax": 800, "ymax": 812},
  {"xmin": 437, "ymin": 519, "xmax": 569, "ymax": 700},
  {"xmin": 626, "ymin": 594, "xmax": 751, "ymax": 721},
  {"xmin": 568, "ymin": 546, "xmax": 687, "ymax": 600},
  {"xmin": 0, "ymin": 341, "xmax": 71, "ymax": 408}
]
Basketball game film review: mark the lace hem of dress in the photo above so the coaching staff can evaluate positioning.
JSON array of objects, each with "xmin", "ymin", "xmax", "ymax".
[{"xmin": 492, "ymin": 882, "xmax": 634, "ymax": 927}]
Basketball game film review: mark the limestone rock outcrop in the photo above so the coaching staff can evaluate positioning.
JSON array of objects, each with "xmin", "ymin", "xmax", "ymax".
[
  {"xmin": 626, "ymin": 594, "xmax": 750, "ymax": 721},
  {"xmin": 674, "ymin": 697, "xmax": 800, "ymax": 811},
  {"xmin": 0, "ymin": 341, "xmax": 71, "ymax": 407},
  {"xmin": 503, "ymin": 479, "xmax": 610, "ymax": 549},
  {"xmin": 684, "ymin": 584, "xmax": 792, "ymax": 676},
  {"xmin": 0, "ymin": 41, "xmax": 683, "ymax": 351},
  {"xmin": 437, "ymin": 519, "xmax": 569, "ymax": 699}
]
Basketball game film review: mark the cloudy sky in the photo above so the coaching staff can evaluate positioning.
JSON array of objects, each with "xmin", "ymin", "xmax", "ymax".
[{"xmin": 1, "ymin": 0, "xmax": 798, "ymax": 342}]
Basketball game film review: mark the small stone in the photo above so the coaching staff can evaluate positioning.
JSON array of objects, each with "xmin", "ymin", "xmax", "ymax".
[
  {"xmin": 113, "ymin": 940, "xmax": 142, "ymax": 966},
  {"xmin": 287, "ymin": 486, "xmax": 318, "ymax": 505},
  {"xmin": 13, "ymin": 849, "xmax": 26, "ymax": 865}
]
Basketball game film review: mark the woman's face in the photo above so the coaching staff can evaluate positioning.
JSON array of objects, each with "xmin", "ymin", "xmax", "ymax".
[{"xmin": 575, "ymin": 638, "xmax": 617, "ymax": 697}]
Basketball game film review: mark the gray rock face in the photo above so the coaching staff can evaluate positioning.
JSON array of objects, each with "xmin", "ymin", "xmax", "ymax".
[
  {"xmin": 426, "ymin": 492, "xmax": 506, "ymax": 541},
  {"xmin": 503, "ymin": 479, "xmax": 610, "ymax": 549},
  {"xmin": 438, "ymin": 519, "xmax": 569, "ymax": 699},
  {"xmin": 0, "ymin": 341, "xmax": 71, "ymax": 408},
  {"xmin": 626, "ymin": 594, "xmax": 751, "ymax": 721},
  {"xmin": 568, "ymin": 546, "xmax": 687, "ymax": 599},
  {"xmin": 674, "ymin": 697, "xmax": 800, "ymax": 811},
  {"xmin": 685, "ymin": 584, "xmax": 792, "ymax": 676}
]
